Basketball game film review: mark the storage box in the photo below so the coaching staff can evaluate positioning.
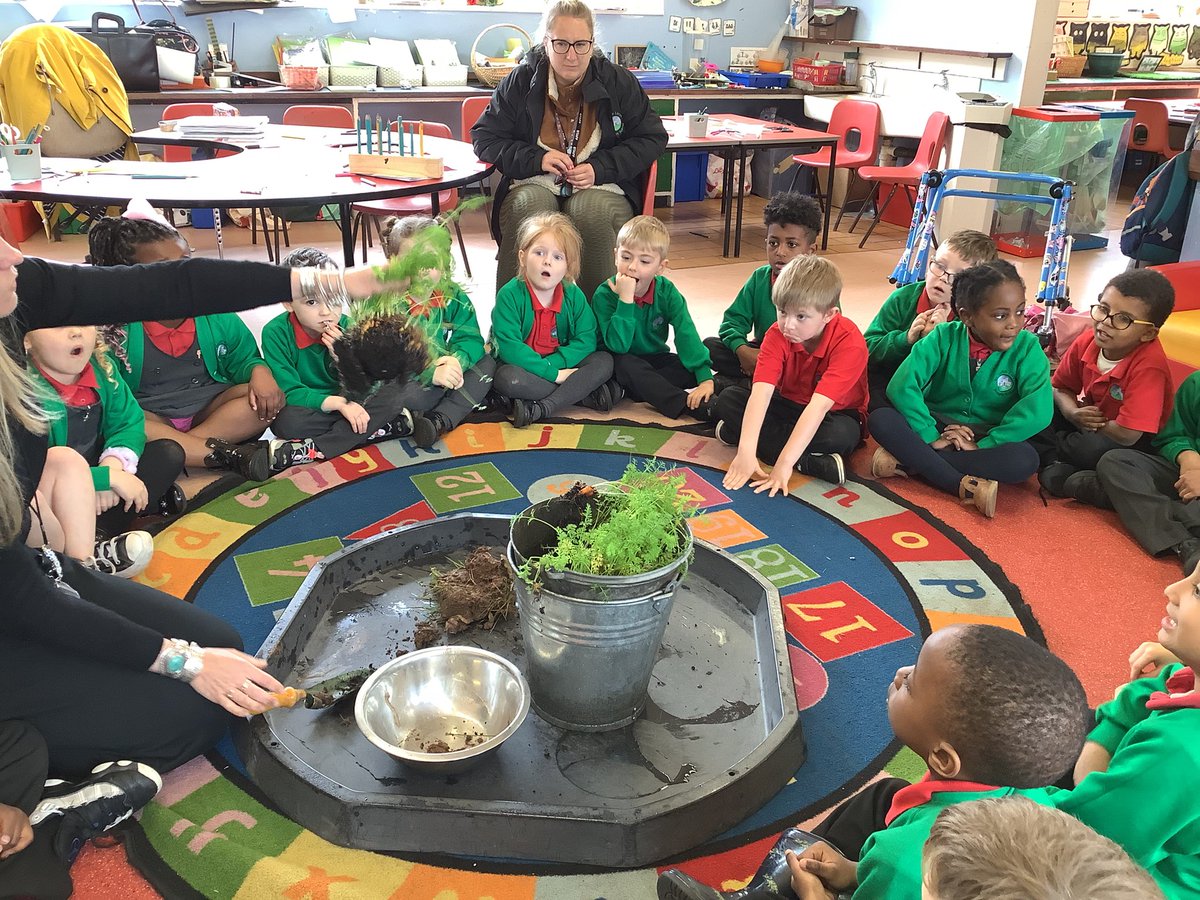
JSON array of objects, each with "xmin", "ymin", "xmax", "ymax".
[
  {"xmin": 718, "ymin": 69, "xmax": 791, "ymax": 88},
  {"xmin": 279, "ymin": 65, "xmax": 329, "ymax": 90},
  {"xmin": 378, "ymin": 65, "xmax": 422, "ymax": 87},
  {"xmin": 809, "ymin": 7, "xmax": 858, "ymax": 41},
  {"xmin": 329, "ymin": 64, "xmax": 377, "ymax": 88},
  {"xmin": 792, "ymin": 60, "xmax": 844, "ymax": 85},
  {"xmin": 0, "ymin": 201, "xmax": 40, "ymax": 244},
  {"xmin": 674, "ymin": 152, "xmax": 708, "ymax": 202}
]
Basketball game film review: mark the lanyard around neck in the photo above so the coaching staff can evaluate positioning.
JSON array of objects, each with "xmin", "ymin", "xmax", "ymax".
[{"xmin": 554, "ymin": 101, "xmax": 584, "ymax": 162}]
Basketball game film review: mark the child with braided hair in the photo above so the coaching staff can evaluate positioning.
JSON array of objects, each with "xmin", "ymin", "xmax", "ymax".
[{"xmin": 87, "ymin": 210, "xmax": 303, "ymax": 482}]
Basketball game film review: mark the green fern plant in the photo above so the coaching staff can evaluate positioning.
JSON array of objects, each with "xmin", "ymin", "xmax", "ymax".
[{"xmin": 521, "ymin": 460, "xmax": 698, "ymax": 583}]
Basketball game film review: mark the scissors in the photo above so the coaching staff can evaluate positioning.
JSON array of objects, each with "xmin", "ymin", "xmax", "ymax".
[{"xmin": 0, "ymin": 125, "xmax": 22, "ymax": 145}]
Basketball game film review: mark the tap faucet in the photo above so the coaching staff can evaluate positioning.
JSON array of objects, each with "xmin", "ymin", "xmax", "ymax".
[
  {"xmin": 862, "ymin": 62, "xmax": 880, "ymax": 97},
  {"xmin": 936, "ymin": 69, "xmax": 950, "ymax": 91}
]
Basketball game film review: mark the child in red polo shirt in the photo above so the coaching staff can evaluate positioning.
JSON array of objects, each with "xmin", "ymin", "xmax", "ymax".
[
  {"xmin": 1036, "ymin": 270, "xmax": 1175, "ymax": 504},
  {"xmin": 715, "ymin": 255, "xmax": 867, "ymax": 491},
  {"xmin": 490, "ymin": 212, "xmax": 615, "ymax": 428}
]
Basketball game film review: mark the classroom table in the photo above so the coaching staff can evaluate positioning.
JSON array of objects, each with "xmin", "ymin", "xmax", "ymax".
[
  {"xmin": 664, "ymin": 114, "xmax": 839, "ymax": 255},
  {"xmin": 0, "ymin": 125, "xmax": 493, "ymax": 267}
]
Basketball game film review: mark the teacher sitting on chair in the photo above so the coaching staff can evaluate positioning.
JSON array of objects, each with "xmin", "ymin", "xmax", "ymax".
[{"xmin": 471, "ymin": 0, "xmax": 668, "ymax": 299}]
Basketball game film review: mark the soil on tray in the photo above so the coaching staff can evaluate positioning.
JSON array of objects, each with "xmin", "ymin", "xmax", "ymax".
[{"xmin": 413, "ymin": 546, "xmax": 515, "ymax": 647}]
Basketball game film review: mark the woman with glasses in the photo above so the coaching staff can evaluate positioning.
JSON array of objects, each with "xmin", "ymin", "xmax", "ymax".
[{"xmin": 471, "ymin": 0, "xmax": 668, "ymax": 299}]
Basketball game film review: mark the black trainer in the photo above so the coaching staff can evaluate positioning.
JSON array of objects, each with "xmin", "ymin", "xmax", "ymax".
[
  {"xmin": 155, "ymin": 483, "xmax": 188, "ymax": 518},
  {"xmin": 268, "ymin": 438, "xmax": 319, "ymax": 472},
  {"xmin": 1176, "ymin": 537, "xmax": 1200, "ymax": 575},
  {"xmin": 798, "ymin": 452, "xmax": 845, "ymax": 485},
  {"xmin": 204, "ymin": 438, "xmax": 271, "ymax": 482},
  {"xmin": 1037, "ymin": 461, "xmax": 1078, "ymax": 497},
  {"xmin": 1063, "ymin": 470, "xmax": 1113, "ymax": 509},
  {"xmin": 411, "ymin": 412, "xmax": 445, "ymax": 449},
  {"xmin": 31, "ymin": 760, "xmax": 162, "ymax": 865},
  {"xmin": 605, "ymin": 378, "xmax": 626, "ymax": 408},
  {"xmin": 688, "ymin": 394, "xmax": 717, "ymax": 423},
  {"xmin": 512, "ymin": 399, "xmax": 544, "ymax": 429},
  {"xmin": 91, "ymin": 531, "xmax": 154, "ymax": 579},
  {"xmin": 714, "ymin": 420, "xmax": 737, "ymax": 447},
  {"xmin": 580, "ymin": 381, "xmax": 613, "ymax": 412}
]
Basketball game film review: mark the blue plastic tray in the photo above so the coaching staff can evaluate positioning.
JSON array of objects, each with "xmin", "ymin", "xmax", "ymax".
[{"xmin": 719, "ymin": 69, "xmax": 791, "ymax": 88}]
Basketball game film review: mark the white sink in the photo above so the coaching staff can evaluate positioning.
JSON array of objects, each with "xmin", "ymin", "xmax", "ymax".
[{"xmin": 803, "ymin": 93, "xmax": 961, "ymax": 138}]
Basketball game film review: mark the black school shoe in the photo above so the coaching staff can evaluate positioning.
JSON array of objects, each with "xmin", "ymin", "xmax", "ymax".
[
  {"xmin": 798, "ymin": 452, "xmax": 846, "ymax": 486},
  {"xmin": 411, "ymin": 412, "xmax": 447, "ymax": 449},
  {"xmin": 155, "ymin": 482, "xmax": 188, "ymax": 518},
  {"xmin": 31, "ymin": 761, "xmax": 162, "ymax": 865},
  {"xmin": 579, "ymin": 381, "xmax": 613, "ymax": 412},
  {"xmin": 512, "ymin": 399, "xmax": 545, "ymax": 429},
  {"xmin": 204, "ymin": 438, "xmax": 271, "ymax": 482}
]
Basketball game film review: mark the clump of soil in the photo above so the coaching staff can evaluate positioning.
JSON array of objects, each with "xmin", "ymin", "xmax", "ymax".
[
  {"xmin": 423, "ymin": 739, "xmax": 452, "ymax": 754},
  {"xmin": 412, "ymin": 547, "xmax": 515, "ymax": 647}
]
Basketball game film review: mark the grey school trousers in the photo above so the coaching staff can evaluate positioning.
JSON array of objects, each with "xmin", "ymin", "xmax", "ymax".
[
  {"xmin": 496, "ymin": 184, "xmax": 634, "ymax": 300},
  {"xmin": 1097, "ymin": 448, "xmax": 1200, "ymax": 556}
]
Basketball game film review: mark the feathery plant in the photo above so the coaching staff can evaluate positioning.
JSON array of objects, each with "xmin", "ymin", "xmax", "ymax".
[{"xmin": 521, "ymin": 460, "xmax": 698, "ymax": 583}]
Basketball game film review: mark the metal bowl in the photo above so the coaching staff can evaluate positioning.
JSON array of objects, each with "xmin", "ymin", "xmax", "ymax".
[{"xmin": 355, "ymin": 646, "xmax": 530, "ymax": 774}]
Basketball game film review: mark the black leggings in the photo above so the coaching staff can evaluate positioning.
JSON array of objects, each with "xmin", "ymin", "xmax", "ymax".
[
  {"xmin": 703, "ymin": 336, "xmax": 758, "ymax": 382},
  {"xmin": 868, "ymin": 407, "xmax": 1039, "ymax": 494},
  {"xmin": 0, "ymin": 557, "xmax": 238, "ymax": 780},
  {"xmin": 493, "ymin": 351, "xmax": 612, "ymax": 414},
  {"xmin": 95, "ymin": 438, "xmax": 185, "ymax": 537},
  {"xmin": 715, "ymin": 385, "xmax": 862, "ymax": 463},
  {"xmin": 0, "ymin": 722, "xmax": 72, "ymax": 899}
]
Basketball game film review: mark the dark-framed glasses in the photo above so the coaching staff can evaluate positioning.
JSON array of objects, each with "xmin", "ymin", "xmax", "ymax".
[
  {"xmin": 548, "ymin": 38, "xmax": 594, "ymax": 55},
  {"xmin": 928, "ymin": 258, "xmax": 960, "ymax": 284},
  {"xmin": 1090, "ymin": 303, "xmax": 1155, "ymax": 330}
]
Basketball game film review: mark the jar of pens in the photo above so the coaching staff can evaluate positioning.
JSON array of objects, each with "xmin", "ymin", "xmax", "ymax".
[
  {"xmin": 349, "ymin": 115, "xmax": 444, "ymax": 181},
  {"xmin": 0, "ymin": 123, "xmax": 45, "ymax": 182}
]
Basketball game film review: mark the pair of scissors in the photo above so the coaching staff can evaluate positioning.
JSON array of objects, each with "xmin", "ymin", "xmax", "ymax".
[{"xmin": 0, "ymin": 125, "xmax": 22, "ymax": 145}]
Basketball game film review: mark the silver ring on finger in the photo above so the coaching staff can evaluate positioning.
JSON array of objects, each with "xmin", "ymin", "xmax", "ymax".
[{"xmin": 241, "ymin": 679, "xmax": 252, "ymax": 691}]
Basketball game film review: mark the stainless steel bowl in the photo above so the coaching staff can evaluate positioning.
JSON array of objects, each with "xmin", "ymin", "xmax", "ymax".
[{"xmin": 355, "ymin": 646, "xmax": 530, "ymax": 774}]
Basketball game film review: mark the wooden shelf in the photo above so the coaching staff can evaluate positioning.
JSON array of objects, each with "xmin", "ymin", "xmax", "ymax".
[{"xmin": 782, "ymin": 36, "xmax": 1012, "ymax": 60}]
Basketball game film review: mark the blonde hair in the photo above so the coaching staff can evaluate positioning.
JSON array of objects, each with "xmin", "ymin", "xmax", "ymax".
[
  {"xmin": 773, "ymin": 255, "xmax": 842, "ymax": 314},
  {"xmin": 924, "ymin": 798, "xmax": 1164, "ymax": 900},
  {"xmin": 517, "ymin": 212, "xmax": 583, "ymax": 283},
  {"xmin": 537, "ymin": 1, "xmax": 597, "ymax": 44},
  {"xmin": 0, "ymin": 322, "xmax": 49, "ymax": 544},
  {"xmin": 380, "ymin": 215, "xmax": 437, "ymax": 259},
  {"xmin": 942, "ymin": 230, "xmax": 999, "ymax": 267},
  {"xmin": 616, "ymin": 215, "xmax": 670, "ymax": 260}
]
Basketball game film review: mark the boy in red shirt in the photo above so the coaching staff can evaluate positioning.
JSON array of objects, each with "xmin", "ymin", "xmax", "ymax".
[
  {"xmin": 715, "ymin": 255, "xmax": 867, "ymax": 491},
  {"xmin": 1037, "ymin": 270, "xmax": 1175, "ymax": 503}
]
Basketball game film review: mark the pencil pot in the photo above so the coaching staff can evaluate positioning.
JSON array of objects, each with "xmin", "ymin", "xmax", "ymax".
[
  {"xmin": 686, "ymin": 113, "xmax": 709, "ymax": 138},
  {"xmin": 2, "ymin": 144, "xmax": 41, "ymax": 181}
]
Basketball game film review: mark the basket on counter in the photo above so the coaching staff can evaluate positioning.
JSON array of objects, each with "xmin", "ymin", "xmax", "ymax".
[
  {"xmin": 330, "ymin": 64, "xmax": 378, "ymax": 88},
  {"xmin": 279, "ymin": 66, "xmax": 329, "ymax": 91},
  {"xmin": 379, "ymin": 65, "xmax": 423, "ymax": 87},
  {"xmin": 471, "ymin": 23, "xmax": 532, "ymax": 87},
  {"xmin": 1053, "ymin": 55, "xmax": 1087, "ymax": 79}
]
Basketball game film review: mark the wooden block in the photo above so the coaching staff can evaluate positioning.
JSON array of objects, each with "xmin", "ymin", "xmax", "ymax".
[{"xmin": 348, "ymin": 153, "xmax": 444, "ymax": 180}]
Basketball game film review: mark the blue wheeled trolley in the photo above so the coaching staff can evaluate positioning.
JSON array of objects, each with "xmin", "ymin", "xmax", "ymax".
[{"xmin": 888, "ymin": 168, "xmax": 1075, "ymax": 348}]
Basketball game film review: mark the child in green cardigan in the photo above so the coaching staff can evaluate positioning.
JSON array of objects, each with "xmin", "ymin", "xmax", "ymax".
[
  {"xmin": 23, "ymin": 324, "xmax": 179, "ymax": 578},
  {"xmin": 657, "ymin": 624, "xmax": 1090, "ymax": 900},
  {"xmin": 87, "ymin": 214, "xmax": 300, "ymax": 483},
  {"xmin": 593, "ymin": 215, "xmax": 714, "ymax": 421},
  {"xmin": 490, "ymin": 212, "xmax": 614, "ymax": 428},
  {"xmin": 376, "ymin": 217, "xmax": 496, "ymax": 445},
  {"xmin": 1055, "ymin": 565, "xmax": 1200, "ymax": 899},
  {"xmin": 864, "ymin": 230, "xmax": 997, "ymax": 411},
  {"xmin": 703, "ymin": 193, "xmax": 822, "ymax": 391},
  {"xmin": 868, "ymin": 260, "xmax": 1053, "ymax": 518}
]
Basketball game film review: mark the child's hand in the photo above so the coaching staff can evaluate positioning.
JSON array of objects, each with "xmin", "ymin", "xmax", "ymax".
[
  {"xmin": 735, "ymin": 344, "xmax": 759, "ymax": 376},
  {"xmin": 336, "ymin": 399, "xmax": 370, "ymax": 434},
  {"xmin": 609, "ymin": 273, "xmax": 637, "ymax": 303},
  {"xmin": 927, "ymin": 304, "xmax": 950, "ymax": 329},
  {"xmin": 686, "ymin": 380, "xmax": 715, "ymax": 410},
  {"xmin": 431, "ymin": 356, "xmax": 464, "ymax": 390},
  {"xmin": 1129, "ymin": 640, "xmax": 1180, "ymax": 681},
  {"xmin": 751, "ymin": 464, "xmax": 794, "ymax": 498},
  {"xmin": 786, "ymin": 850, "xmax": 838, "ymax": 900},
  {"xmin": 1175, "ymin": 469, "xmax": 1200, "ymax": 502},
  {"xmin": 321, "ymin": 323, "xmax": 344, "ymax": 359},
  {"xmin": 96, "ymin": 489, "xmax": 120, "ymax": 515},
  {"xmin": 906, "ymin": 310, "xmax": 932, "ymax": 344},
  {"xmin": 109, "ymin": 470, "xmax": 149, "ymax": 513},
  {"xmin": 1071, "ymin": 405, "xmax": 1108, "ymax": 432},
  {"xmin": 248, "ymin": 367, "xmax": 286, "ymax": 424},
  {"xmin": 795, "ymin": 841, "xmax": 858, "ymax": 892},
  {"xmin": 939, "ymin": 424, "xmax": 976, "ymax": 451},
  {"xmin": 0, "ymin": 804, "xmax": 32, "ymax": 860},
  {"xmin": 554, "ymin": 367, "xmax": 578, "ymax": 384},
  {"xmin": 724, "ymin": 452, "xmax": 767, "ymax": 491}
]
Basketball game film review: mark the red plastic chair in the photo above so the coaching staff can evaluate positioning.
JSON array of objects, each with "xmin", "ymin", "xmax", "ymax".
[
  {"xmin": 642, "ymin": 160, "xmax": 658, "ymax": 216},
  {"xmin": 350, "ymin": 121, "xmax": 472, "ymax": 275},
  {"xmin": 849, "ymin": 111, "xmax": 950, "ymax": 248},
  {"xmin": 789, "ymin": 98, "xmax": 883, "ymax": 230},
  {"xmin": 282, "ymin": 105, "xmax": 354, "ymax": 129},
  {"xmin": 1124, "ymin": 98, "xmax": 1181, "ymax": 169},
  {"xmin": 460, "ymin": 96, "xmax": 490, "ymax": 141}
]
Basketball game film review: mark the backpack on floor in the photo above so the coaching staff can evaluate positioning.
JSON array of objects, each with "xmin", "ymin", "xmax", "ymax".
[{"xmin": 1121, "ymin": 128, "xmax": 1198, "ymax": 265}]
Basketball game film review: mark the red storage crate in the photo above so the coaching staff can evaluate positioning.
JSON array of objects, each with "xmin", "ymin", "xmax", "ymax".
[
  {"xmin": 0, "ymin": 201, "xmax": 40, "ymax": 244},
  {"xmin": 791, "ymin": 60, "xmax": 844, "ymax": 85}
]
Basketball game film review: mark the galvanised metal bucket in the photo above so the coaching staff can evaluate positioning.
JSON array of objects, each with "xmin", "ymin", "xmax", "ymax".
[{"xmin": 506, "ymin": 543, "xmax": 687, "ymax": 731}]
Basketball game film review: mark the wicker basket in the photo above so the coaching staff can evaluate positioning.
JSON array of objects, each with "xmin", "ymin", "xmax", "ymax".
[
  {"xmin": 379, "ymin": 65, "xmax": 423, "ymax": 87},
  {"xmin": 330, "ymin": 64, "xmax": 377, "ymax": 88},
  {"xmin": 471, "ymin": 23, "xmax": 532, "ymax": 87},
  {"xmin": 1054, "ymin": 55, "xmax": 1087, "ymax": 79}
]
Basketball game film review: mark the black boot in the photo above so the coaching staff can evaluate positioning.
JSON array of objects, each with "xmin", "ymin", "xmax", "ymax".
[
  {"xmin": 204, "ymin": 438, "xmax": 271, "ymax": 482},
  {"xmin": 155, "ymin": 482, "xmax": 188, "ymax": 517},
  {"xmin": 412, "ymin": 411, "xmax": 450, "ymax": 449},
  {"xmin": 657, "ymin": 827, "xmax": 835, "ymax": 900}
]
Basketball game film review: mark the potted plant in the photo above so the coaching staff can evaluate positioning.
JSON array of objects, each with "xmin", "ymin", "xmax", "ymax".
[{"xmin": 508, "ymin": 460, "xmax": 698, "ymax": 732}]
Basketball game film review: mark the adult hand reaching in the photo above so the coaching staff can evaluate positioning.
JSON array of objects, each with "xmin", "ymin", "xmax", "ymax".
[{"xmin": 189, "ymin": 647, "xmax": 285, "ymax": 717}]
